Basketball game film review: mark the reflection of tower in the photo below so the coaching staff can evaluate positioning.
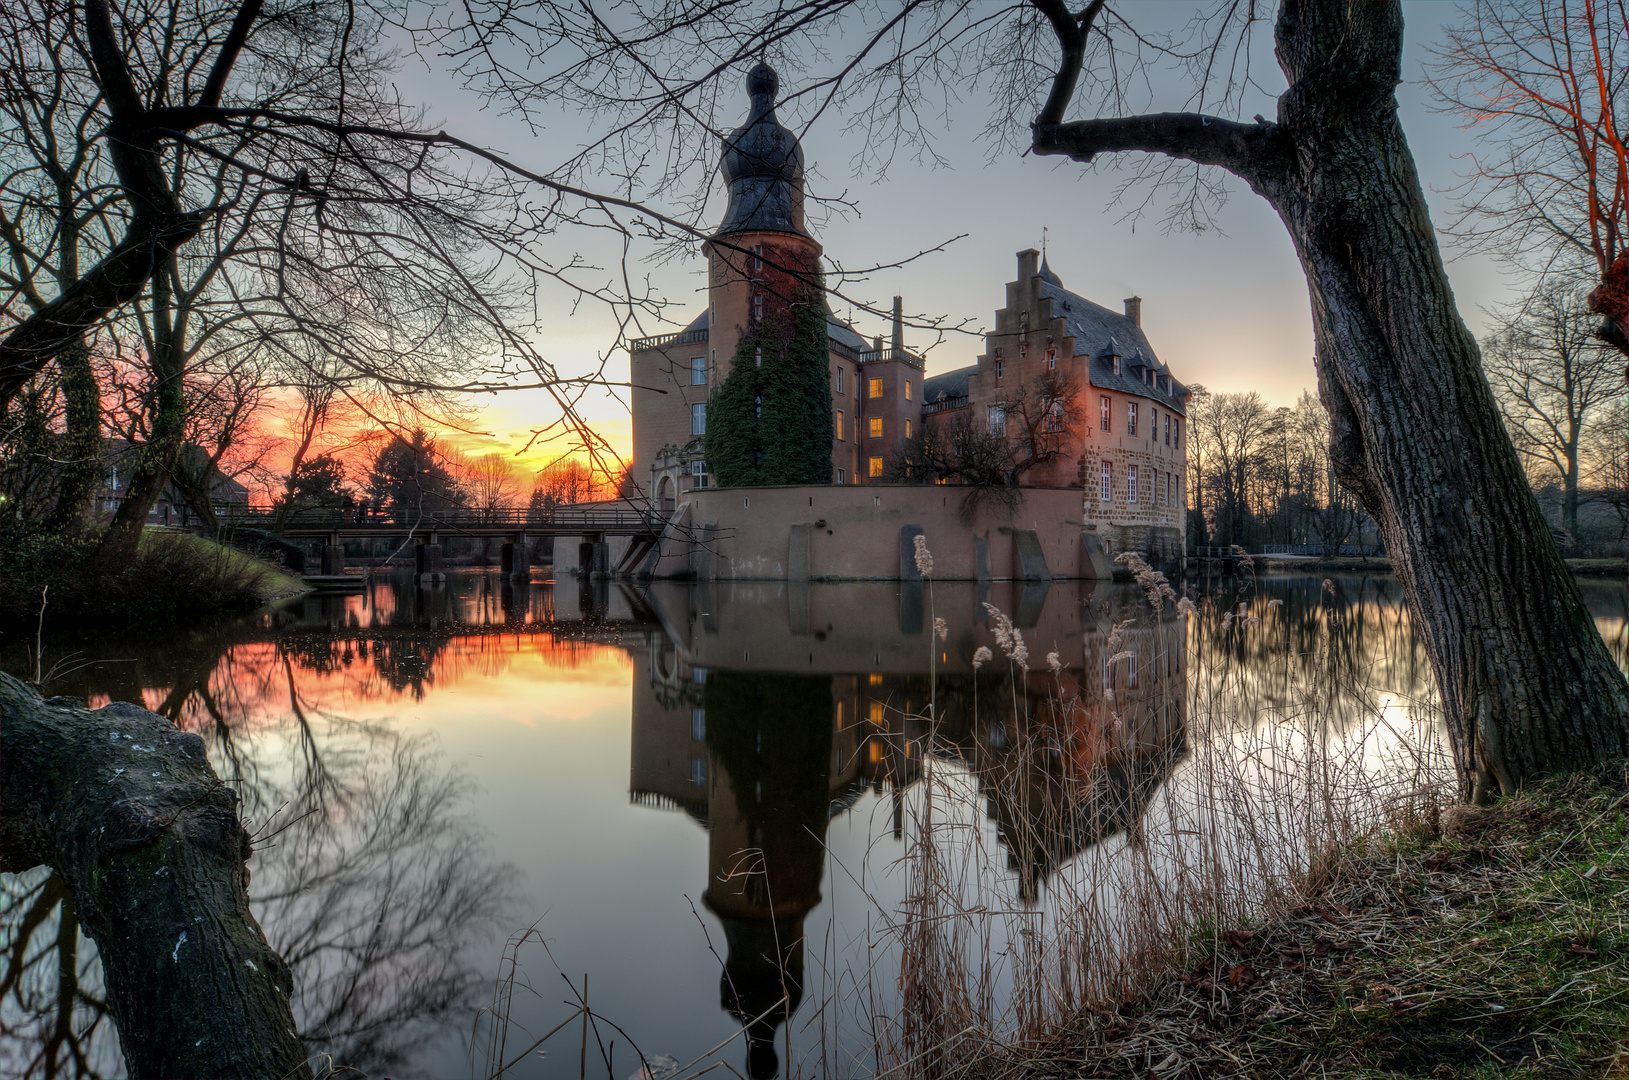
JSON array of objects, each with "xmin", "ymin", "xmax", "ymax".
[{"xmin": 701, "ymin": 672, "xmax": 832, "ymax": 1079}]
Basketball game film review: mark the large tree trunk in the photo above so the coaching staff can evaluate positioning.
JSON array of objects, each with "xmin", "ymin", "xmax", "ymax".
[
  {"xmin": 43, "ymin": 339, "xmax": 102, "ymax": 532},
  {"xmin": 1032, "ymin": 0, "xmax": 1627, "ymax": 802},
  {"xmin": 1266, "ymin": 1, "xmax": 1626, "ymax": 800},
  {"xmin": 0, "ymin": 672, "xmax": 312, "ymax": 1079}
]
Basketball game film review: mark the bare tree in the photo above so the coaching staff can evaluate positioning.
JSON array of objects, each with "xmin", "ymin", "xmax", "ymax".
[
  {"xmin": 1429, "ymin": 0, "xmax": 1629, "ymax": 353},
  {"xmin": 1186, "ymin": 390, "xmax": 1274, "ymax": 549},
  {"xmin": 1482, "ymin": 279, "xmax": 1618, "ymax": 547},
  {"xmin": 457, "ymin": 452, "xmax": 522, "ymax": 521},
  {"xmin": 529, "ymin": 459, "xmax": 602, "ymax": 513},
  {"xmin": 1582, "ymin": 395, "xmax": 1628, "ymax": 545}
]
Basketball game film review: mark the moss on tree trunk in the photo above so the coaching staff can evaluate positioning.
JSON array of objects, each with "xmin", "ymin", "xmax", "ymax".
[{"xmin": 0, "ymin": 672, "xmax": 312, "ymax": 1079}]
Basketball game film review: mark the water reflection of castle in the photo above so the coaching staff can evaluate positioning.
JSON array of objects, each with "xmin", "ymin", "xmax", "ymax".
[{"xmin": 627, "ymin": 580, "xmax": 1187, "ymax": 1076}]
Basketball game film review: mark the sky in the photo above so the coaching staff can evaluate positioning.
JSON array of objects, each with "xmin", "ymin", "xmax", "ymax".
[{"xmin": 346, "ymin": 1, "xmax": 1524, "ymax": 482}]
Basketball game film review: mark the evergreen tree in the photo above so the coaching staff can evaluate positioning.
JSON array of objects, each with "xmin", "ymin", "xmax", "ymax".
[{"xmin": 706, "ymin": 287, "xmax": 833, "ymax": 487}]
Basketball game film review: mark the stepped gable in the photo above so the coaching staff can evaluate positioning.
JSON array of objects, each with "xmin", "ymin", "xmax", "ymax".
[
  {"xmin": 716, "ymin": 62, "xmax": 808, "ymax": 238},
  {"xmin": 1038, "ymin": 272, "xmax": 1187, "ymax": 414}
]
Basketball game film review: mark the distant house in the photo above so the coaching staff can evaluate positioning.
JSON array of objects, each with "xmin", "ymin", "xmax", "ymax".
[{"xmin": 95, "ymin": 438, "xmax": 250, "ymax": 524}]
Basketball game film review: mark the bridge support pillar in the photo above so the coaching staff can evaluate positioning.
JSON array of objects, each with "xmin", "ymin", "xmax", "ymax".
[
  {"xmin": 415, "ymin": 538, "xmax": 444, "ymax": 581},
  {"xmin": 502, "ymin": 536, "xmax": 529, "ymax": 577},
  {"xmin": 321, "ymin": 543, "xmax": 345, "ymax": 575}
]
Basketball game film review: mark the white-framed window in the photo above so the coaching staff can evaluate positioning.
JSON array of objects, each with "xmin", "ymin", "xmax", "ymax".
[
  {"xmin": 1127, "ymin": 402, "xmax": 1138, "ymax": 437},
  {"xmin": 868, "ymin": 376, "xmax": 883, "ymax": 399},
  {"xmin": 868, "ymin": 456, "xmax": 884, "ymax": 477},
  {"xmin": 834, "ymin": 366, "xmax": 844, "ymax": 394},
  {"xmin": 1164, "ymin": 413, "xmax": 1171, "ymax": 446},
  {"xmin": 1044, "ymin": 400, "xmax": 1064, "ymax": 432},
  {"xmin": 753, "ymin": 294, "xmax": 763, "ymax": 321},
  {"xmin": 691, "ymin": 403, "xmax": 706, "ymax": 435},
  {"xmin": 837, "ymin": 468, "xmax": 846, "ymax": 484},
  {"xmin": 869, "ymin": 417, "xmax": 883, "ymax": 438},
  {"xmin": 690, "ymin": 356, "xmax": 706, "ymax": 385},
  {"xmin": 1047, "ymin": 348, "xmax": 1056, "ymax": 371},
  {"xmin": 988, "ymin": 406, "xmax": 1006, "ymax": 437},
  {"xmin": 1100, "ymin": 395, "xmax": 1111, "ymax": 432},
  {"xmin": 1100, "ymin": 461, "xmax": 1112, "ymax": 501},
  {"xmin": 754, "ymin": 346, "xmax": 762, "ymax": 368},
  {"xmin": 1128, "ymin": 464, "xmax": 1139, "ymax": 503}
]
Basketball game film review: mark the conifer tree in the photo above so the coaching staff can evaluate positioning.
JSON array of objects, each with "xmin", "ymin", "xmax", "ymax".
[{"xmin": 706, "ymin": 286, "xmax": 832, "ymax": 487}]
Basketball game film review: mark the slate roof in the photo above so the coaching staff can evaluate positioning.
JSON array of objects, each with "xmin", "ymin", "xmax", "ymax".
[
  {"xmin": 924, "ymin": 365, "xmax": 975, "ymax": 403},
  {"xmin": 716, "ymin": 63, "xmax": 809, "ymax": 239},
  {"xmin": 1038, "ymin": 277, "xmax": 1188, "ymax": 415},
  {"xmin": 684, "ymin": 308, "xmax": 709, "ymax": 332},
  {"xmin": 825, "ymin": 308, "xmax": 869, "ymax": 352}
]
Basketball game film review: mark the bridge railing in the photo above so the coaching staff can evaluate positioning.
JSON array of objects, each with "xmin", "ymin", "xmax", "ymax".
[{"xmin": 215, "ymin": 505, "xmax": 659, "ymax": 532}]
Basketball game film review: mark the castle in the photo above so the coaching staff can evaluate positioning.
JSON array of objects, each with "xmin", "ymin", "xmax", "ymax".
[{"xmin": 630, "ymin": 63, "xmax": 1189, "ymax": 567}]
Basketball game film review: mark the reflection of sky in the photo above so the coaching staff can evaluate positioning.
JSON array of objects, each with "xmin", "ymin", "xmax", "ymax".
[{"xmin": 7, "ymin": 572, "xmax": 1625, "ymax": 1078}]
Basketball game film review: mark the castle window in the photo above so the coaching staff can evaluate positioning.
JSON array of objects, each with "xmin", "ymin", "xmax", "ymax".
[
  {"xmin": 751, "ymin": 244, "xmax": 763, "ymax": 271},
  {"xmin": 1165, "ymin": 413, "xmax": 1171, "ymax": 446},
  {"xmin": 868, "ymin": 377, "xmax": 883, "ymax": 399},
  {"xmin": 1100, "ymin": 461, "xmax": 1112, "ymax": 501},
  {"xmin": 691, "ymin": 403, "xmax": 706, "ymax": 435},
  {"xmin": 1100, "ymin": 395, "xmax": 1111, "ymax": 432},
  {"xmin": 1047, "ymin": 349, "xmax": 1056, "ymax": 371},
  {"xmin": 904, "ymin": 380, "xmax": 912, "ymax": 402},
  {"xmin": 692, "ymin": 708, "xmax": 706, "ymax": 741},
  {"xmin": 995, "ymin": 359, "xmax": 1004, "ymax": 379},
  {"xmin": 834, "ymin": 366, "xmax": 845, "ymax": 394},
  {"xmin": 1128, "ymin": 464, "xmax": 1139, "ymax": 503},
  {"xmin": 1158, "ymin": 470, "xmax": 1166, "ymax": 507},
  {"xmin": 753, "ymin": 294, "xmax": 763, "ymax": 321},
  {"xmin": 835, "ymin": 410, "xmax": 845, "ymax": 440},
  {"xmin": 1127, "ymin": 402, "xmax": 1138, "ymax": 437},
  {"xmin": 690, "ymin": 356, "xmax": 706, "ymax": 385},
  {"xmin": 904, "ymin": 419, "xmax": 912, "ymax": 439},
  {"xmin": 1044, "ymin": 400, "xmax": 1064, "ymax": 432},
  {"xmin": 754, "ymin": 347, "xmax": 762, "ymax": 368},
  {"xmin": 837, "ymin": 468, "xmax": 846, "ymax": 484},
  {"xmin": 988, "ymin": 406, "xmax": 1006, "ymax": 437},
  {"xmin": 868, "ymin": 456, "xmax": 884, "ymax": 478},
  {"xmin": 869, "ymin": 417, "xmax": 883, "ymax": 438},
  {"xmin": 1175, "ymin": 419, "xmax": 1182, "ymax": 449}
]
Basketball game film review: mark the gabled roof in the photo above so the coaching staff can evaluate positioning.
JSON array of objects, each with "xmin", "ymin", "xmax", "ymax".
[{"xmin": 1037, "ymin": 278, "xmax": 1187, "ymax": 415}]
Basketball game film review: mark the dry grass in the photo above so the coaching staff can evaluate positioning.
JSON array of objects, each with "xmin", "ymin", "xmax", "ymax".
[{"xmin": 944, "ymin": 769, "xmax": 1629, "ymax": 1079}]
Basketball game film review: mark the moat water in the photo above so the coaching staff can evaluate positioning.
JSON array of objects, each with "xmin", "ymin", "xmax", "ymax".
[{"xmin": 2, "ymin": 570, "xmax": 1624, "ymax": 1079}]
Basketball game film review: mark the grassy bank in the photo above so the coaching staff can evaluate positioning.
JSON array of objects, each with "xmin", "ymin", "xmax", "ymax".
[
  {"xmin": 1, "ymin": 527, "xmax": 308, "ymax": 631},
  {"xmin": 955, "ymin": 770, "xmax": 1628, "ymax": 1079}
]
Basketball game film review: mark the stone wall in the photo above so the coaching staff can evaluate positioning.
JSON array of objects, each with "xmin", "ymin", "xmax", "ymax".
[{"xmin": 645, "ymin": 484, "xmax": 1108, "ymax": 581}]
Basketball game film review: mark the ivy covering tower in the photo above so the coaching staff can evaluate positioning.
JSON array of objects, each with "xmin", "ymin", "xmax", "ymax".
[{"xmin": 707, "ymin": 284, "xmax": 833, "ymax": 487}]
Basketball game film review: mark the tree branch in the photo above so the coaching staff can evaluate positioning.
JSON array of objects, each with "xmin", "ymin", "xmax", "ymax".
[
  {"xmin": 197, "ymin": 0, "xmax": 263, "ymax": 110},
  {"xmin": 1033, "ymin": 0, "xmax": 1106, "ymax": 128},
  {"xmin": 1032, "ymin": 111, "xmax": 1287, "ymax": 187}
]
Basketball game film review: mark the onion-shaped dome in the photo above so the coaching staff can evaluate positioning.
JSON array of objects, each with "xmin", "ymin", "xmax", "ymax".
[{"xmin": 717, "ymin": 62, "xmax": 808, "ymax": 238}]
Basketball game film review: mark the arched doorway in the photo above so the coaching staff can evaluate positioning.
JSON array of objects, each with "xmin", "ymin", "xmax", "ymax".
[{"xmin": 658, "ymin": 475, "xmax": 675, "ymax": 514}]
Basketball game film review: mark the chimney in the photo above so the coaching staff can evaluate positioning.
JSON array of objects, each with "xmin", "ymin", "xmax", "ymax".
[
  {"xmin": 1017, "ymin": 248, "xmax": 1040, "ymax": 283},
  {"xmin": 872, "ymin": 334, "xmax": 883, "ymax": 355},
  {"xmin": 1123, "ymin": 296, "xmax": 1142, "ymax": 326},
  {"xmin": 891, "ymin": 296, "xmax": 904, "ymax": 352}
]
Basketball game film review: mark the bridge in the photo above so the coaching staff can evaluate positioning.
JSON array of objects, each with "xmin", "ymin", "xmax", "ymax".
[{"xmin": 214, "ymin": 505, "xmax": 663, "ymax": 579}]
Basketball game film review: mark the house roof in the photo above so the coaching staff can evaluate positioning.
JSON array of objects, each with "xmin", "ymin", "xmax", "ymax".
[
  {"xmin": 825, "ymin": 308, "xmax": 869, "ymax": 352},
  {"xmin": 1038, "ymin": 276, "xmax": 1188, "ymax": 415},
  {"xmin": 923, "ymin": 365, "xmax": 975, "ymax": 402}
]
